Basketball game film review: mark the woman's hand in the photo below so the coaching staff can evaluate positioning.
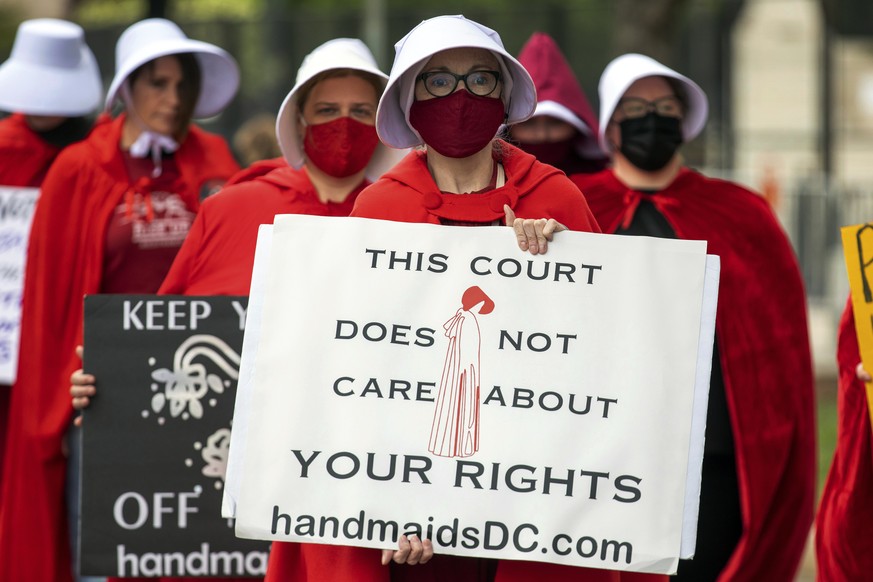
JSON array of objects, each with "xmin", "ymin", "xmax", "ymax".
[
  {"xmin": 504, "ymin": 205, "xmax": 566, "ymax": 255},
  {"xmin": 857, "ymin": 362, "xmax": 871, "ymax": 383},
  {"xmin": 381, "ymin": 534, "xmax": 433, "ymax": 566},
  {"xmin": 70, "ymin": 345, "xmax": 96, "ymax": 427}
]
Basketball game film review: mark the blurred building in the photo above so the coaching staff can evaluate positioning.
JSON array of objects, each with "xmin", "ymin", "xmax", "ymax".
[
  {"xmin": 730, "ymin": 0, "xmax": 873, "ymax": 377},
  {"xmin": 0, "ymin": 0, "xmax": 69, "ymax": 18}
]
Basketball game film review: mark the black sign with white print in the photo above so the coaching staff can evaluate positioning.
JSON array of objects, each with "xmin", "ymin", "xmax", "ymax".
[{"xmin": 79, "ymin": 295, "xmax": 269, "ymax": 577}]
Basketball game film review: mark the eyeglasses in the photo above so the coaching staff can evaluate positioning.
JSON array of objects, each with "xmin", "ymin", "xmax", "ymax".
[
  {"xmin": 614, "ymin": 96, "xmax": 683, "ymax": 120},
  {"xmin": 416, "ymin": 70, "xmax": 501, "ymax": 98}
]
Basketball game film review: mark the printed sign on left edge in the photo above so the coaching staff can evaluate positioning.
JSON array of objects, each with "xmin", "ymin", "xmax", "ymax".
[
  {"xmin": 0, "ymin": 186, "xmax": 39, "ymax": 384},
  {"xmin": 79, "ymin": 294, "xmax": 270, "ymax": 577}
]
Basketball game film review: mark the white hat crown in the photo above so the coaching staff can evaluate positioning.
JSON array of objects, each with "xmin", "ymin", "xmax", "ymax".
[
  {"xmin": 597, "ymin": 53, "xmax": 709, "ymax": 151},
  {"xmin": 276, "ymin": 38, "xmax": 405, "ymax": 181},
  {"xmin": 0, "ymin": 18, "xmax": 102, "ymax": 116},
  {"xmin": 376, "ymin": 14, "xmax": 537, "ymax": 150},
  {"xmin": 105, "ymin": 18, "xmax": 240, "ymax": 118},
  {"xmin": 14, "ymin": 20, "xmax": 84, "ymax": 68}
]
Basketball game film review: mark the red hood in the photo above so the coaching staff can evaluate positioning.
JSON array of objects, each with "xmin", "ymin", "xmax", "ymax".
[{"xmin": 518, "ymin": 32, "xmax": 599, "ymax": 137}]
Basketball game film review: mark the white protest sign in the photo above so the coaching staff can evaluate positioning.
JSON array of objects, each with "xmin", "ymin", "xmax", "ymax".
[
  {"xmin": 681, "ymin": 254, "xmax": 719, "ymax": 559},
  {"xmin": 231, "ymin": 215, "xmax": 713, "ymax": 575},
  {"xmin": 0, "ymin": 186, "xmax": 39, "ymax": 384},
  {"xmin": 223, "ymin": 225, "xmax": 273, "ymax": 518}
]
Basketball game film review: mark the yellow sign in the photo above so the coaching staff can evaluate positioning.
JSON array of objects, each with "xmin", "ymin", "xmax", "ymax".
[{"xmin": 841, "ymin": 223, "xmax": 873, "ymax": 431}]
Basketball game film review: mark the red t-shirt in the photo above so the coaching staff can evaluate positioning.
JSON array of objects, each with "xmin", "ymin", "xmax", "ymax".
[
  {"xmin": 159, "ymin": 166, "xmax": 365, "ymax": 296},
  {"xmin": 100, "ymin": 153, "xmax": 196, "ymax": 293}
]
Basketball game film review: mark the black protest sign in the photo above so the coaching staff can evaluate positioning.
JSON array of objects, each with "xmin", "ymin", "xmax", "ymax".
[{"xmin": 80, "ymin": 295, "xmax": 269, "ymax": 577}]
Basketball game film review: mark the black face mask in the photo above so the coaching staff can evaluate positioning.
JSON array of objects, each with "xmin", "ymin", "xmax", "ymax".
[{"xmin": 618, "ymin": 113, "xmax": 683, "ymax": 172}]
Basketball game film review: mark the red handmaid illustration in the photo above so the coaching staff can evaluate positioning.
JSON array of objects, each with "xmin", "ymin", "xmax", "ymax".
[{"xmin": 428, "ymin": 286, "xmax": 495, "ymax": 458}]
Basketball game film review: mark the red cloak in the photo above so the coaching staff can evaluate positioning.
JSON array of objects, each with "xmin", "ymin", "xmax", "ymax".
[
  {"xmin": 514, "ymin": 33, "xmax": 606, "ymax": 170},
  {"xmin": 351, "ymin": 142, "xmax": 600, "ymax": 232},
  {"xmin": 224, "ymin": 156, "xmax": 288, "ymax": 188},
  {"xmin": 815, "ymin": 297, "xmax": 873, "ymax": 581},
  {"xmin": 573, "ymin": 168, "xmax": 816, "ymax": 582},
  {"xmin": 0, "ymin": 113, "xmax": 239, "ymax": 582},
  {"xmin": 0, "ymin": 113, "xmax": 69, "ymax": 495},
  {"xmin": 160, "ymin": 166, "xmax": 362, "ymax": 296},
  {"xmin": 0, "ymin": 113, "xmax": 63, "ymax": 187}
]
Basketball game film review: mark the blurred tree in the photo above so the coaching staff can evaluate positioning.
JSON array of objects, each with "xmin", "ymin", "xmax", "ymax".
[
  {"xmin": 148, "ymin": 0, "xmax": 167, "ymax": 18},
  {"xmin": 0, "ymin": 7, "xmax": 25, "ymax": 56},
  {"xmin": 72, "ymin": 0, "xmax": 261, "ymax": 23},
  {"xmin": 611, "ymin": 0, "xmax": 691, "ymax": 64}
]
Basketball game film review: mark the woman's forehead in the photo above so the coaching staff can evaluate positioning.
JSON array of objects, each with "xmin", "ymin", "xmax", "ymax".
[
  {"xmin": 139, "ymin": 55, "xmax": 182, "ymax": 80},
  {"xmin": 423, "ymin": 47, "xmax": 500, "ymax": 70},
  {"xmin": 622, "ymin": 76, "xmax": 675, "ymax": 100},
  {"xmin": 308, "ymin": 75, "xmax": 378, "ymax": 103}
]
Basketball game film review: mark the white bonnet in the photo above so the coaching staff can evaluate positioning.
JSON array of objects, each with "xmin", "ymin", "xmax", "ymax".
[
  {"xmin": 376, "ymin": 15, "xmax": 537, "ymax": 149},
  {"xmin": 597, "ymin": 53, "xmax": 708, "ymax": 150}
]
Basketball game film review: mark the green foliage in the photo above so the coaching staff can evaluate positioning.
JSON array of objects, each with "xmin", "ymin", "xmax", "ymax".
[
  {"xmin": 74, "ymin": 0, "xmax": 264, "ymax": 25},
  {"xmin": 817, "ymin": 389, "xmax": 838, "ymax": 496},
  {"xmin": 173, "ymin": 0, "xmax": 264, "ymax": 20},
  {"xmin": 74, "ymin": 0, "xmax": 143, "ymax": 24},
  {"xmin": 281, "ymin": 0, "xmax": 600, "ymax": 11},
  {"xmin": 0, "ymin": 7, "xmax": 25, "ymax": 57}
]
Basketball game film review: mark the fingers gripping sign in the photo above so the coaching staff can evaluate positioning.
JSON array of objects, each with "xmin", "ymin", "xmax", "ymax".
[
  {"xmin": 381, "ymin": 534, "xmax": 434, "ymax": 566},
  {"xmin": 504, "ymin": 204, "xmax": 566, "ymax": 255},
  {"xmin": 70, "ymin": 345, "xmax": 96, "ymax": 427},
  {"xmin": 857, "ymin": 362, "xmax": 872, "ymax": 383}
]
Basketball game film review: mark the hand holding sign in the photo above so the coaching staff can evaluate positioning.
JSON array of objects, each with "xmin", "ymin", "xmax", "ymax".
[
  {"xmin": 71, "ymin": 345, "xmax": 96, "ymax": 427},
  {"xmin": 841, "ymin": 223, "xmax": 873, "ymax": 433},
  {"xmin": 503, "ymin": 204, "xmax": 567, "ymax": 255},
  {"xmin": 381, "ymin": 534, "xmax": 434, "ymax": 566}
]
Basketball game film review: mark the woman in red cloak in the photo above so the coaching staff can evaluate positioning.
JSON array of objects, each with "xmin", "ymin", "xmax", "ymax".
[
  {"xmin": 572, "ymin": 53, "xmax": 815, "ymax": 582},
  {"xmin": 0, "ymin": 17, "xmax": 102, "ymax": 488},
  {"xmin": 506, "ymin": 32, "xmax": 607, "ymax": 175},
  {"xmin": 154, "ymin": 38, "xmax": 402, "ymax": 297},
  {"xmin": 347, "ymin": 13, "xmax": 649, "ymax": 582},
  {"xmin": 0, "ymin": 18, "xmax": 240, "ymax": 582},
  {"xmin": 816, "ymin": 298, "xmax": 873, "ymax": 581}
]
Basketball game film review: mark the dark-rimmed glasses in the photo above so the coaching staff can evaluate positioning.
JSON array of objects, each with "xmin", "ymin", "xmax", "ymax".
[
  {"xmin": 614, "ymin": 96, "xmax": 683, "ymax": 120},
  {"xmin": 416, "ymin": 70, "xmax": 501, "ymax": 98}
]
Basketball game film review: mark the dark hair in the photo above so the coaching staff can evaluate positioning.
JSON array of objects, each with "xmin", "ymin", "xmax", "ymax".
[
  {"xmin": 296, "ymin": 69, "xmax": 383, "ymax": 112},
  {"xmin": 128, "ymin": 52, "xmax": 201, "ymax": 133},
  {"xmin": 663, "ymin": 76, "xmax": 689, "ymax": 115}
]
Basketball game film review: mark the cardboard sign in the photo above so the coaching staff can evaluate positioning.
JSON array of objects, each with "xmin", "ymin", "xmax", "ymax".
[
  {"xmin": 0, "ymin": 186, "xmax": 39, "ymax": 383},
  {"xmin": 80, "ymin": 295, "xmax": 269, "ymax": 577},
  {"xmin": 841, "ymin": 223, "xmax": 873, "ymax": 432},
  {"xmin": 226, "ymin": 215, "xmax": 718, "ymax": 575}
]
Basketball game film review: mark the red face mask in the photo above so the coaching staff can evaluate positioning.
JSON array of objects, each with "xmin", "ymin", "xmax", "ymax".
[
  {"xmin": 303, "ymin": 116, "xmax": 379, "ymax": 178},
  {"xmin": 409, "ymin": 90, "xmax": 506, "ymax": 158}
]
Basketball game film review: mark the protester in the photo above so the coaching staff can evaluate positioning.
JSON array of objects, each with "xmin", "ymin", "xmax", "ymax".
[
  {"xmin": 346, "ymin": 14, "xmax": 652, "ymax": 582},
  {"xmin": 573, "ymin": 53, "xmax": 816, "ymax": 581},
  {"xmin": 0, "ymin": 17, "xmax": 101, "ymax": 485},
  {"xmin": 816, "ymin": 297, "xmax": 873, "ymax": 581},
  {"xmin": 0, "ymin": 18, "xmax": 240, "ymax": 582},
  {"xmin": 71, "ymin": 35, "xmax": 408, "ymax": 580},
  {"xmin": 505, "ymin": 32, "xmax": 607, "ymax": 175},
  {"xmin": 154, "ymin": 38, "xmax": 401, "ymax": 295}
]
